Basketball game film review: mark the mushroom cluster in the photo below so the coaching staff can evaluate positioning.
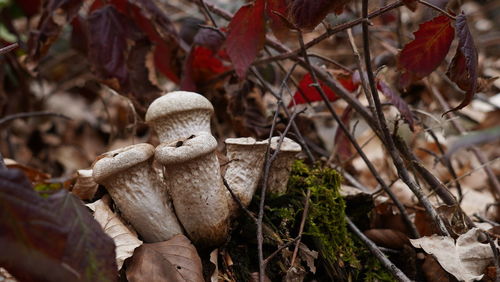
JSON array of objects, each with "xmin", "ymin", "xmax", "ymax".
[{"xmin": 92, "ymin": 91, "xmax": 302, "ymax": 248}]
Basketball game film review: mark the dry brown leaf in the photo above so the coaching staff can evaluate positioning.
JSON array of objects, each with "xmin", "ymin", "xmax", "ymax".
[
  {"xmin": 364, "ymin": 229, "xmax": 409, "ymax": 249},
  {"xmin": 72, "ymin": 169, "xmax": 98, "ymax": 200},
  {"xmin": 87, "ymin": 197, "xmax": 142, "ymax": 269},
  {"xmin": 410, "ymin": 228, "xmax": 496, "ymax": 281},
  {"xmin": 421, "ymin": 255, "xmax": 452, "ymax": 282},
  {"xmin": 298, "ymin": 242, "xmax": 318, "ymax": 274},
  {"xmin": 126, "ymin": 235, "xmax": 204, "ymax": 282},
  {"xmin": 210, "ymin": 248, "xmax": 218, "ymax": 282}
]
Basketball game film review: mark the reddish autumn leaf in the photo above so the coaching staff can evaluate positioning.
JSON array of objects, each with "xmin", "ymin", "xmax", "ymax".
[
  {"xmin": 15, "ymin": 0, "xmax": 42, "ymax": 17},
  {"xmin": 267, "ymin": 0, "xmax": 290, "ymax": 41},
  {"xmin": 224, "ymin": 0, "xmax": 266, "ymax": 78},
  {"xmin": 377, "ymin": 80, "xmax": 415, "ymax": 130},
  {"xmin": 446, "ymin": 12, "xmax": 478, "ymax": 113},
  {"xmin": 26, "ymin": 0, "xmax": 83, "ymax": 69},
  {"xmin": 398, "ymin": 14, "xmax": 455, "ymax": 88},
  {"xmin": 181, "ymin": 46, "xmax": 230, "ymax": 91},
  {"xmin": 288, "ymin": 73, "xmax": 359, "ymax": 107},
  {"xmin": 289, "ymin": 0, "xmax": 351, "ymax": 31},
  {"xmin": 0, "ymin": 168, "xmax": 117, "ymax": 281},
  {"xmin": 90, "ymin": 0, "xmax": 182, "ymax": 83}
]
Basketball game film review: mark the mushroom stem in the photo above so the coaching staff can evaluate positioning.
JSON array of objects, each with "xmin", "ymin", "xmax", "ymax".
[
  {"xmin": 266, "ymin": 137, "xmax": 302, "ymax": 195},
  {"xmin": 92, "ymin": 144, "xmax": 183, "ymax": 243},
  {"xmin": 224, "ymin": 137, "xmax": 267, "ymax": 214},
  {"xmin": 155, "ymin": 134, "xmax": 230, "ymax": 247}
]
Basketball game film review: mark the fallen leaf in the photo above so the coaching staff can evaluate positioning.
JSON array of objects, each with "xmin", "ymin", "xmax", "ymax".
[
  {"xmin": 267, "ymin": 0, "xmax": 290, "ymax": 41},
  {"xmin": 224, "ymin": 0, "xmax": 266, "ymax": 78},
  {"xmin": 0, "ymin": 167, "xmax": 117, "ymax": 281},
  {"xmin": 87, "ymin": 197, "xmax": 143, "ymax": 270},
  {"xmin": 446, "ymin": 13, "xmax": 479, "ymax": 112},
  {"xmin": 72, "ymin": 169, "xmax": 99, "ymax": 200},
  {"xmin": 364, "ymin": 229, "xmax": 409, "ymax": 249},
  {"xmin": 289, "ymin": 0, "xmax": 352, "ymax": 31},
  {"xmin": 421, "ymin": 255, "xmax": 452, "ymax": 282},
  {"xmin": 398, "ymin": 14, "xmax": 455, "ymax": 88},
  {"xmin": 298, "ymin": 242, "xmax": 318, "ymax": 274},
  {"xmin": 410, "ymin": 228, "xmax": 495, "ymax": 281},
  {"xmin": 126, "ymin": 235, "xmax": 203, "ymax": 282},
  {"xmin": 288, "ymin": 72, "xmax": 358, "ymax": 107}
]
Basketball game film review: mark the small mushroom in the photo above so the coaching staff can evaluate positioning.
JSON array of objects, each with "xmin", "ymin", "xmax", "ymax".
[
  {"xmin": 145, "ymin": 91, "xmax": 214, "ymax": 144},
  {"xmin": 92, "ymin": 143, "xmax": 183, "ymax": 243},
  {"xmin": 155, "ymin": 133, "xmax": 230, "ymax": 247},
  {"xmin": 266, "ymin": 137, "xmax": 302, "ymax": 195},
  {"xmin": 224, "ymin": 137, "xmax": 267, "ymax": 214}
]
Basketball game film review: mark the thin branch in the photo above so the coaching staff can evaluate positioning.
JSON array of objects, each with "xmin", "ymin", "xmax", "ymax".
[
  {"xmin": 0, "ymin": 42, "xmax": 18, "ymax": 55},
  {"xmin": 290, "ymin": 188, "xmax": 311, "ymax": 267},
  {"xmin": 262, "ymin": 236, "xmax": 301, "ymax": 266},
  {"xmin": 417, "ymin": 0, "xmax": 457, "ymax": 20},
  {"xmin": 0, "ymin": 111, "xmax": 71, "ymax": 127},
  {"xmin": 346, "ymin": 217, "xmax": 412, "ymax": 282},
  {"xmin": 297, "ymin": 30, "xmax": 419, "ymax": 238},
  {"xmin": 360, "ymin": 0, "xmax": 449, "ymax": 236}
]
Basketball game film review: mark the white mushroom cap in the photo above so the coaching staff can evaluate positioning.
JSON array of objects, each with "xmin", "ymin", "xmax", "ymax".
[
  {"xmin": 93, "ymin": 143, "xmax": 155, "ymax": 183},
  {"xmin": 145, "ymin": 91, "xmax": 214, "ymax": 123},
  {"xmin": 155, "ymin": 134, "xmax": 218, "ymax": 165},
  {"xmin": 225, "ymin": 137, "xmax": 266, "ymax": 146},
  {"xmin": 268, "ymin": 137, "xmax": 302, "ymax": 152}
]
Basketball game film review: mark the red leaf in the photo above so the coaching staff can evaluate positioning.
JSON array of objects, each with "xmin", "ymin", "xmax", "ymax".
[
  {"xmin": 181, "ymin": 46, "xmax": 230, "ymax": 91},
  {"xmin": 288, "ymin": 73, "xmax": 358, "ymax": 107},
  {"xmin": 266, "ymin": 0, "xmax": 290, "ymax": 41},
  {"xmin": 0, "ymin": 168, "xmax": 117, "ymax": 281},
  {"xmin": 289, "ymin": 0, "xmax": 351, "ymax": 31},
  {"xmin": 445, "ymin": 12, "xmax": 478, "ymax": 113},
  {"xmin": 16, "ymin": 0, "xmax": 42, "ymax": 17},
  {"xmin": 224, "ymin": 0, "xmax": 266, "ymax": 78},
  {"xmin": 377, "ymin": 80, "xmax": 415, "ymax": 131},
  {"xmin": 398, "ymin": 15, "xmax": 454, "ymax": 88}
]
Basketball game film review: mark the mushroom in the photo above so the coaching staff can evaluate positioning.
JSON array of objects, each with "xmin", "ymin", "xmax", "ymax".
[
  {"xmin": 92, "ymin": 143, "xmax": 183, "ymax": 243},
  {"xmin": 266, "ymin": 137, "xmax": 302, "ymax": 195},
  {"xmin": 145, "ymin": 91, "xmax": 214, "ymax": 144},
  {"xmin": 72, "ymin": 169, "xmax": 98, "ymax": 200},
  {"xmin": 224, "ymin": 137, "xmax": 267, "ymax": 214},
  {"xmin": 155, "ymin": 133, "xmax": 230, "ymax": 247}
]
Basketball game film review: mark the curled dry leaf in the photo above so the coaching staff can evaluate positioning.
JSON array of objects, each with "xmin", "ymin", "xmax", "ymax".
[
  {"xmin": 126, "ymin": 235, "xmax": 204, "ymax": 282},
  {"xmin": 72, "ymin": 169, "xmax": 98, "ymax": 200},
  {"xmin": 446, "ymin": 12, "xmax": 478, "ymax": 113},
  {"xmin": 87, "ymin": 197, "xmax": 142, "ymax": 270},
  {"xmin": 410, "ymin": 228, "xmax": 496, "ymax": 282},
  {"xmin": 364, "ymin": 229, "xmax": 409, "ymax": 249}
]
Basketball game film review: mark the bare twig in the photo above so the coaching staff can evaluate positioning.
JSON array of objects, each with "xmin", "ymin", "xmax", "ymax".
[
  {"xmin": 360, "ymin": 0, "xmax": 449, "ymax": 236},
  {"xmin": 417, "ymin": 0, "xmax": 457, "ymax": 20},
  {"xmin": 0, "ymin": 111, "xmax": 71, "ymax": 127},
  {"xmin": 473, "ymin": 213, "xmax": 499, "ymax": 226},
  {"xmin": 0, "ymin": 43, "xmax": 18, "ymax": 55},
  {"xmin": 257, "ymin": 109, "xmax": 303, "ymax": 282},
  {"xmin": 290, "ymin": 188, "xmax": 311, "ymax": 267},
  {"xmin": 262, "ymin": 236, "xmax": 301, "ymax": 266},
  {"xmin": 346, "ymin": 217, "xmax": 411, "ymax": 282},
  {"xmin": 297, "ymin": 30, "xmax": 419, "ymax": 238}
]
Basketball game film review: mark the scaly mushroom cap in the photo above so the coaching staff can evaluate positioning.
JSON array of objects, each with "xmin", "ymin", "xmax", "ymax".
[
  {"xmin": 93, "ymin": 143, "xmax": 155, "ymax": 183},
  {"xmin": 266, "ymin": 137, "xmax": 302, "ymax": 195},
  {"xmin": 155, "ymin": 133, "xmax": 217, "ymax": 165},
  {"xmin": 145, "ymin": 91, "xmax": 214, "ymax": 143}
]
